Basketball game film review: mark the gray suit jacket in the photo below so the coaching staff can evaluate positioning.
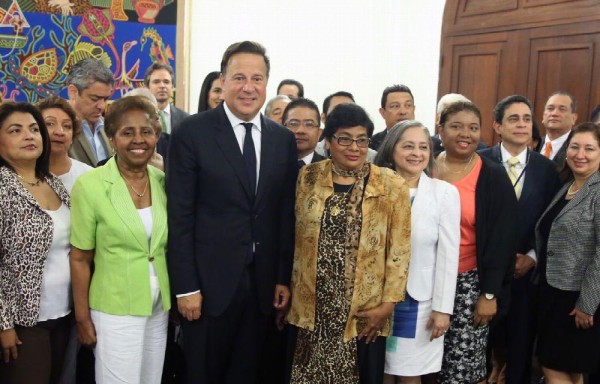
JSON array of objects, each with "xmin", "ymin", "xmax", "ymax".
[
  {"xmin": 69, "ymin": 121, "xmax": 113, "ymax": 167},
  {"xmin": 535, "ymin": 171, "xmax": 600, "ymax": 315},
  {"xmin": 539, "ymin": 136, "xmax": 568, "ymax": 170}
]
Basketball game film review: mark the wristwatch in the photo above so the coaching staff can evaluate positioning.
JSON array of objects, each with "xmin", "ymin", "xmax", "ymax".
[{"xmin": 484, "ymin": 293, "xmax": 495, "ymax": 300}]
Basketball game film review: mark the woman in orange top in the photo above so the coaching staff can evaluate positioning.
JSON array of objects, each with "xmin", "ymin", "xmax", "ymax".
[{"xmin": 435, "ymin": 101, "xmax": 518, "ymax": 383}]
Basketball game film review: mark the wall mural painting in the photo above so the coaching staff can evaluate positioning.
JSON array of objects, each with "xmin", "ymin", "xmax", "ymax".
[{"xmin": 0, "ymin": 0, "xmax": 177, "ymax": 103}]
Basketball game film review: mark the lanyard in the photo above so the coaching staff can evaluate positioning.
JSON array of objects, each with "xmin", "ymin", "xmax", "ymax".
[{"xmin": 496, "ymin": 143, "xmax": 529, "ymax": 188}]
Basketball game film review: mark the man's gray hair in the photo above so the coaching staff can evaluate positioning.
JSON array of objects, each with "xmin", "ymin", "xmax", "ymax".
[
  {"xmin": 67, "ymin": 58, "xmax": 115, "ymax": 93},
  {"xmin": 264, "ymin": 95, "xmax": 291, "ymax": 116}
]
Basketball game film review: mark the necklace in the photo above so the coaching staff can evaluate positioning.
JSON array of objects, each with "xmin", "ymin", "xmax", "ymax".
[
  {"xmin": 330, "ymin": 182, "xmax": 356, "ymax": 217},
  {"xmin": 121, "ymin": 172, "xmax": 149, "ymax": 198},
  {"xmin": 16, "ymin": 173, "xmax": 41, "ymax": 187},
  {"xmin": 443, "ymin": 153, "xmax": 475, "ymax": 174},
  {"xmin": 566, "ymin": 181, "xmax": 581, "ymax": 196}
]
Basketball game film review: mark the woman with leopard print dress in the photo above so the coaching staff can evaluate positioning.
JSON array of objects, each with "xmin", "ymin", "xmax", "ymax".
[
  {"xmin": 286, "ymin": 103, "xmax": 412, "ymax": 384},
  {"xmin": 0, "ymin": 102, "xmax": 72, "ymax": 384}
]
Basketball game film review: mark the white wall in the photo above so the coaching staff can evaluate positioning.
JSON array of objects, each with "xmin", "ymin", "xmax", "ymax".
[{"xmin": 187, "ymin": 0, "xmax": 445, "ymax": 133}]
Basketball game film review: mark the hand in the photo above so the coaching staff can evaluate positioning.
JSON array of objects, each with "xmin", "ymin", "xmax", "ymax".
[
  {"xmin": 273, "ymin": 284, "xmax": 290, "ymax": 310},
  {"xmin": 149, "ymin": 151, "xmax": 164, "ymax": 171},
  {"xmin": 426, "ymin": 311, "xmax": 450, "ymax": 341},
  {"xmin": 570, "ymin": 307, "xmax": 594, "ymax": 330},
  {"xmin": 356, "ymin": 302, "xmax": 395, "ymax": 344},
  {"xmin": 0, "ymin": 328, "xmax": 22, "ymax": 363},
  {"xmin": 273, "ymin": 285, "xmax": 291, "ymax": 331},
  {"xmin": 177, "ymin": 292, "xmax": 202, "ymax": 321},
  {"xmin": 514, "ymin": 253, "xmax": 535, "ymax": 278},
  {"xmin": 76, "ymin": 317, "xmax": 97, "ymax": 347},
  {"xmin": 473, "ymin": 295, "xmax": 497, "ymax": 328}
]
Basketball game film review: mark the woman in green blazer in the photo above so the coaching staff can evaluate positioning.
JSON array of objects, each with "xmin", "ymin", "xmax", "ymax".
[{"xmin": 70, "ymin": 96, "xmax": 170, "ymax": 384}]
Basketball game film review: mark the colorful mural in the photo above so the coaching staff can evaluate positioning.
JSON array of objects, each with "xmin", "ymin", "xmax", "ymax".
[{"xmin": 0, "ymin": 0, "xmax": 177, "ymax": 102}]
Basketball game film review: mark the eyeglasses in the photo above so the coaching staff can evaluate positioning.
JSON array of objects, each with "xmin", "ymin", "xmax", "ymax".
[
  {"xmin": 332, "ymin": 135, "xmax": 370, "ymax": 148},
  {"xmin": 285, "ymin": 120, "xmax": 319, "ymax": 130}
]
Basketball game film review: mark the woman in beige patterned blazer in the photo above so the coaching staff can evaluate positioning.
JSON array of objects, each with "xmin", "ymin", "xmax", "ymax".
[{"xmin": 286, "ymin": 103, "xmax": 412, "ymax": 384}]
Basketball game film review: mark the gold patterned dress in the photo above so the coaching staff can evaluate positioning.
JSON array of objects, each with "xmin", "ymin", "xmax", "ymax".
[{"xmin": 290, "ymin": 183, "xmax": 361, "ymax": 383}]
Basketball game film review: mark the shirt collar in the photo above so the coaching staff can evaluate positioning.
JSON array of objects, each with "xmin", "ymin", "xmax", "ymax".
[
  {"xmin": 81, "ymin": 118, "xmax": 104, "ymax": 135},
  {"xmin": 161, "ymin": 104, "xmax": 171, "ymax": 116},
  {"xmin": 300, "ymin": 152, "xmax": 314, "ymax": 164},
  {"xmin": 544, "ymin": 130, "xmax": 570, "ymax": 147},
  {"xmin": 223, "ymin": 102, "xmax": 262, "ymax": 131},
  {"xmin": 500, "ymin": 143, "xmax": 527, "ymax": 164}
]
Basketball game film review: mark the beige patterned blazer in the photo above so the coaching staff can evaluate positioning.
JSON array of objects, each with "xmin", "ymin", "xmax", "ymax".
[{"xmin": 287, "ymin": 160, "xmax": 411, "ymax": 341}]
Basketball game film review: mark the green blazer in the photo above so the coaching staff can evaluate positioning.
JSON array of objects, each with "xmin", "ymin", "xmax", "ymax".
[{"xmin": 70, "ymin": 157, "xmax": 170, "ymax": 315}]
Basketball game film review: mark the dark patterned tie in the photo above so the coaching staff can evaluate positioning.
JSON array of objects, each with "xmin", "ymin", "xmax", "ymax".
[{"xmin": 242, "ymin": 122, "xmax": 257, "ymax": 196}]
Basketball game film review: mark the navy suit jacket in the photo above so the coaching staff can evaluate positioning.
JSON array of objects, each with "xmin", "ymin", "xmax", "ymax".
[
  {"xmin": 157, "ymin": 105, "xmax": 190, "ymax": 161},
  {"xmin": 479, "ymin": 145, "xmax": 561, "ymax": 257},
  {"xmin": 166, "ymin": 103, "xmax": 297, "ymax": 316}
]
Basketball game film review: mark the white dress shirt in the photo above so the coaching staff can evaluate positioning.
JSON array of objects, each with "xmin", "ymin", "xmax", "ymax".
[
  {"xmin": 499, "ymin": 143, "xmax": 537, "ymax": 263},
  {"xmin": 300, "ymin": 152, "xmax": 315, "ymax": 164},
  {"xmin": 160, "ymin": 104, "xmax": 172, "ymax": 134},
  {"xmin": 541, "ymin": 130, "xmax": 570, "ymax": 160}
]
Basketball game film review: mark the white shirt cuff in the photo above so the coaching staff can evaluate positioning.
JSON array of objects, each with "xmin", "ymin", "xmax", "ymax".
[
  {"xmin": 525, "ymin": 249, "xmax": 537, "ymax": 263},
  {"xmin": 176, "ymin": 290, "xmax": 200, "ymax": 298}
]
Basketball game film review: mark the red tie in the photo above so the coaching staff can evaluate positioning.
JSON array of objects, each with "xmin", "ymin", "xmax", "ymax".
[{"xmin": 544, "ymin": 141, "xmax": 553, "ymax": 158}]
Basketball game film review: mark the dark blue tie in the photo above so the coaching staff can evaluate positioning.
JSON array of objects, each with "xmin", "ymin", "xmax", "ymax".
[
  {"xmin": 297, "ymin": 159, "xmax": 306, "ymax": 169},
  {"xmin": 242, "ymin": 123, "xmax": 257, "ymax": 196}
]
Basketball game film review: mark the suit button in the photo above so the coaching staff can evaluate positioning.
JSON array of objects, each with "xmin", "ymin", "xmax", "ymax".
[{"xmin": 256, "ymin": 242, "xmax": 261, "ymax": 246}]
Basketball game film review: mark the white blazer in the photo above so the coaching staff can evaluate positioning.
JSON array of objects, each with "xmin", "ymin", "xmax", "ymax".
[{"xmin": 407, "ymin": 174, "xmax": 460, "ymax": 314}]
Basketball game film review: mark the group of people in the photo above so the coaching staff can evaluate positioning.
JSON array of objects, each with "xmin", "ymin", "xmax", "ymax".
[{"xmin": 0, "ymin": 39, "xmax": 599, "ymax": 384}]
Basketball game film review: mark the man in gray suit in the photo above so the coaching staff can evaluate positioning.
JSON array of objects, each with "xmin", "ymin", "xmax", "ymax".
[
  {"xmin": 67, "ymin": 58, "xmax": 115, "ymax": 167},
  {"xmin": 540, "ymin": 91, "xmax": 578, "ymax": 169},
  {"xmin": 144, "ymin": 62, "xmax": 189, "ymax": 159}
]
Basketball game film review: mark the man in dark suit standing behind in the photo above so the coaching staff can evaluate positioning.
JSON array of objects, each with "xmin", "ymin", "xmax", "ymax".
[
  {"xmin": 167, "ymin": 41, "xmax": 297, "ymax": 384},
  {"xmin": 282, "ymin": 98, "xmax": 326, "ymax": 168},
  {"xmin": 539, "ymin": 91, "xmax": 578, "ymax": 169},
  {"xmin": 144, "ymin": 62, "xmax": 189, "ymax": 160},
  {"xmin": 479, "ymin": 95, "xmax": 561, "ymax": 384}
]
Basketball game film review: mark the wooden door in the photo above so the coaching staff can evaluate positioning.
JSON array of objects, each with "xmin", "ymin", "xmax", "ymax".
[{"xmin": 439, "ymin": 0, "xmax": 600, "ymax": 145}]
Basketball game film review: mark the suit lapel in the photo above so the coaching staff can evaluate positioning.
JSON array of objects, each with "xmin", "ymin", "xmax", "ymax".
[
  {"xmin": 212, "ymin": 105, "xmax": 253, "ymax": 202},
  {"xmin": 555, "ymin": 172, "xmax": 600, "ymax": 221},
  {"xmin": 75, "ymin": 133, "xmax": 97, "ymax": 165},
  {"xmin": 104, "ymin": 159, "xmax": 148, "ymax": 251},
  {"xmin": 520, "ymin": 153, "xmax": 539, "ymax": 202}
]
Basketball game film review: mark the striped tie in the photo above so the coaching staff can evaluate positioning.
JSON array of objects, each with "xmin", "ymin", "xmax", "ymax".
[{"xmin": 507, "ymin": 157, "xmax": 521, "ymax": 199}]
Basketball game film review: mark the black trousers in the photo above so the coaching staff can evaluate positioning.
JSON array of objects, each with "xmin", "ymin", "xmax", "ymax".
[
  {"xmin": 0, "ymin": 314, "xmax": 71, "ymax": 384},
  {"xmin": 180, "ymin": 266, "xmax": 268, "ymax": 384}
]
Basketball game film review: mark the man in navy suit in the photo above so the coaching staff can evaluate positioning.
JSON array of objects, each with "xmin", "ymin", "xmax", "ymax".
[
  {"xmin": 167, "ymin": 41, "xmax": 297, "ymax": 384},
  {"xmin": 479, "ymin": 95, "xmax": 561, "ymax": 384}
]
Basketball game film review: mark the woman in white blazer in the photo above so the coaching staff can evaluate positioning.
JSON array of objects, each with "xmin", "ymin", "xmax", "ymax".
[{"xmin": 374, "ymin": 120, "xmax": 460, "ymax": 384}]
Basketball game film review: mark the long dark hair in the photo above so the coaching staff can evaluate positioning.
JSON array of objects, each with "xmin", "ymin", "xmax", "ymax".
[
  {"xmin": 198, "ymin": 71, "xmax": 220, "ymax": 113},
  {"xmin": 0, "ymin": 102, "xmax": 51, "ymax": 178}
]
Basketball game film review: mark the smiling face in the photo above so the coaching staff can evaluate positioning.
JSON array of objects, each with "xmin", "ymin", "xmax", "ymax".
[
  {"xmin": 393, "ymin": 126, "xmax": 430, "ymax": 180},
  {"xmin": 110, "ymin": 109, "xmax": 157, "ymax": 171},
  {"xmin": 0, "ymin": 111, "xmax": 43, "ymax": 167},
  {"xmin": 208, "ymin": 78, "xmax": 223, "ymax": 109},
  {"xmin": 221, "ymin": 53, "xmax": 268, "ymax": 121},
  {"xmin": 439, "ymin": 110, "xmax": 481, "ymax": 158},
  {"xmin": 42, "ymin": 108, "xmax": 74, "ymax": 157},
  {"xmin": 566, "ymin": 131, "xmax": 600, "ymax": 180},
  {"xmin": 325, "ymin": 125, "xmax": 369, "ymax": 171},
  {"xmin": 494, "ymin": 102, "xmax": 532, "ymax": 151}
]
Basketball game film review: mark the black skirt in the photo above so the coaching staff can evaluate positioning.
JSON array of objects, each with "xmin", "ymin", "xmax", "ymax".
[{"xmin": 536, "ymin": 280, "xmax": 600, "ymax": 373}]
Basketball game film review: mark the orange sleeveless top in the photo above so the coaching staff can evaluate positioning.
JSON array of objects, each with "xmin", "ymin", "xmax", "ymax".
[{"xmin": 452, "ymin": 157, "xmax": 482, "ymax": 273}]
